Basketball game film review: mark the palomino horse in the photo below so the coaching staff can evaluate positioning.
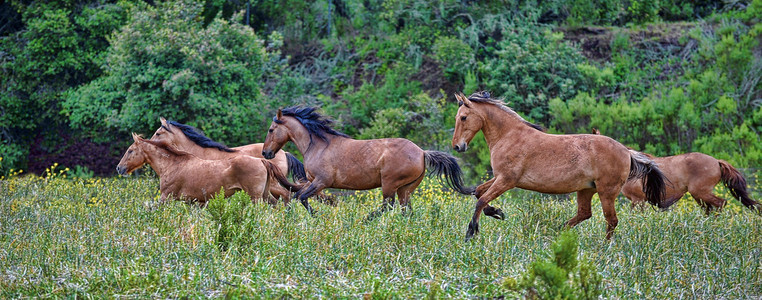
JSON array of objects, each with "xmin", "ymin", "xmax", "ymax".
[
  {"xmin": 591, "ymin": 129, "xmax": 760, "ymax": 213},
  {"xmin": 452, "ymin": 92, "xmax": 667, "ymax": 240},
  {"xmin": 116, "ymin": 133, "xmax": 301, "ymax": 206},
  {"xmin": 150, "ymin": 118, "xmax": 307, "ymax": 181},
  {"xmin": 261, "ymin": 106, "xmax": 475, "ymax": 217}
]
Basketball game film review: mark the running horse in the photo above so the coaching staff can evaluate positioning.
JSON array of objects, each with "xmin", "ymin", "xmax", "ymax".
[
  {"xmin": 151, "ymin": 118, "xmax": 307, "ymax": 181},
  {"xmin": 592, "ymin": 129, "xmax": 761, "ymax": 213},
  {"xmin": 452, "ymin": 92, "xmax": 667, "ymax": 240},
  {"xmin": 117, "ymin": 133, "xmax": 301, "ymax": 206},
  {"xmin": 261, "ymin": 106, "xmax": 475, "ymax": 218}
]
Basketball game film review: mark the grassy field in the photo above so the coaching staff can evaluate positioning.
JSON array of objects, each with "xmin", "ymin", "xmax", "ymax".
[{"xmin": 1, "ymin": 167, "xmax": 761, "ymax": 298}]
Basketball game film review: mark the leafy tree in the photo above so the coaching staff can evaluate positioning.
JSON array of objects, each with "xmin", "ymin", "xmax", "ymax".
[
  {"xmin": 0, "ymin": 0, "xmax": 130, "ymax": 174},
  {"xmin": 63, "ymin": 0, "xmax": 287, "ymax": 146}
]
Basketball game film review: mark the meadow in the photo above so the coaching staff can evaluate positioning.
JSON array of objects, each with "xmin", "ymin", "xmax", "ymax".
[{"xmin": 1, "ymin": 166, "xmax": 761, "ymax": 298}]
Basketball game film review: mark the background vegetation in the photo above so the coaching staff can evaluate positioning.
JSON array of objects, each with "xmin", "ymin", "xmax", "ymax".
[{"xmin": 2, "ymin": 0, "xmax": 761, "ymax": 179}]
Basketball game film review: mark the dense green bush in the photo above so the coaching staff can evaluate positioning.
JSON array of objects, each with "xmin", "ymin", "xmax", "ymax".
[
  {"xmin": 63, "ymin": 0, "xmax": 286, "ymax": 146},
  {"xmin": 481, "ymin": 27, "xmax": 587, "ymax": 123},
  {"xmin": 0, "ymin": 0, "xmax": 130, "ymax": 173}
]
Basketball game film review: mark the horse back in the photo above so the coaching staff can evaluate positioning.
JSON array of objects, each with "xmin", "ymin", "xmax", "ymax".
[
  {"xmin": 317, "ymin": 137, "xmax": 424, "ymax": 190},
  {"xmin": 499, "ymin": 133, "xmax": 632, "ymax": 194}
]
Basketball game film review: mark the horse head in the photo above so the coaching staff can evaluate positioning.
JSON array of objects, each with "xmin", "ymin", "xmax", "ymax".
[
  {"xmin": 116, "ymin": 133, "xmax": 149, "ymax": 176},
  {"xmin": 452, "ymin": 92, "xmax": 484, "ymax": 152},
  {"xmin": 263, "ymin": 109, "xmax": 290, "ymax": 159}
]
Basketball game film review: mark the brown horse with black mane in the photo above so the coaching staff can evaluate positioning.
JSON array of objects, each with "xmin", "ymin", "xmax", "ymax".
[
  {"xmin": 261, "ymin": 106, "xmax": 476, "ymax": 218},
  {"xmin": 592, "ymin": 129, "xmax": 760, "ymax": 213},
  {"xmin": 116, "ymin": 133, "xmax": 301, "ymax": 206},
  {"xmin": 452, "ymin": 92, "xmax": 667, "ymax": 240}
]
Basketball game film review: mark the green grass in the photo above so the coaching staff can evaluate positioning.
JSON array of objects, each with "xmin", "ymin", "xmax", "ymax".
[{"xmin": 1, "ymin": 171, "xmax": 761, "ymax": 298}]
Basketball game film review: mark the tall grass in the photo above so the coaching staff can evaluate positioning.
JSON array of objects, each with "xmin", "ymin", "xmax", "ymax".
[{"xmin": 1, "ymin": 171, "xmax": 760, "ymax": 298}]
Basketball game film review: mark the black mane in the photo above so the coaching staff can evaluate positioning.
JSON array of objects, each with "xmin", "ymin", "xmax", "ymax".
[
  {"xmin": 467, "ymin": 91, "xmax": 546, "ymax": 132},
  {"xmin": 278, "ymin": 106, "xmax": 349, "ymax": 141},
  {"xmin": 167, "ymin": 120, "xmax": 235, "ymax": 152}
]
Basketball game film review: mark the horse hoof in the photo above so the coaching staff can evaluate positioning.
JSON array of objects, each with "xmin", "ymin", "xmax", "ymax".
[{"xmin": 494, "ymin": 209, "xmax": 505, "ymax": 220}]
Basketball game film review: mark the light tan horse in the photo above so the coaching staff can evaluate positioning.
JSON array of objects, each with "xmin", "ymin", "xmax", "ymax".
[
  {"xmin": 150, "ymin": 118, "xmax": 307, "ymax": 181},
  {"xmin": 116, "ymin": 134, "xmax": 300, "ymax": 206},
  {"xmin": 261, "ymin": 106, "xmax": 475, "ymax": 218},
  {"xmin": 452, "ymin": 92, "xmax": 667, "ymax": 240},
  {"xmin": 592, "ymin": 129, "xmax": 761, "ymax": 213}
]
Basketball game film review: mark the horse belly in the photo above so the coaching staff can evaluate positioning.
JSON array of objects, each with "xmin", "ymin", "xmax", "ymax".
[
  {"xmin": 512, "ymin": 162, "xmax": 600, "ymax": 194},
  {"xmin": 332, "ymin": 171, "xmax": 382, "ymax": 190}
]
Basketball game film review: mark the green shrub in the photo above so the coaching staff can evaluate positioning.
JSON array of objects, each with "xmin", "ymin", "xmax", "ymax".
[
  {"xmin": 509, "ymin": 231, "xmax": 603, "ymax": 300},
  {"xmin": 206, "ymin": 189, "xmax": 253, "ymax": 251},
  {"xmin": 482, "ymin": 27, "xmax": 587, "ymax": 123},
  {"xmin": 433, "ymin": 35, "xmax": 476, "ymax": 83},
  {"xmin": 0, "ymin": 0, "xmax": 130, "ymax": 174},
  {"xmin": 63, "ymin": 0, "xmax": 285, "ymax": 146}
]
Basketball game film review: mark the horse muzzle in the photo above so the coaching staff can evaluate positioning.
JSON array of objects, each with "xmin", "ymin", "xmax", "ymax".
[
  {"xmin": 453, "ymin": 143, "xmax": 468, "ymax": 153},
  {"xmin": 116, "ymin": 165, "xmax": 127, "ymax": 176},
  {"xmin": 262, "ymin": 150, "xmax": 275, "ymax": 159}
]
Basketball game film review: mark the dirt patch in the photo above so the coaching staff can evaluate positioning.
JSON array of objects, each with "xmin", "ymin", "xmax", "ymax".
[{"xmin": 560, "ymin": 23, "xmax": 697, "ymax": 62}]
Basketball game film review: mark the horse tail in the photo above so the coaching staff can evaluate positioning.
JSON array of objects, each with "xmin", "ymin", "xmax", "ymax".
[
  {"xmin": 266, "ymin": 159, "xmax": 304, "ymax": 194},
  {"xmin": 423, "ymin": 151, "xmax": 475, "ymax": 195},
  {"xmin": 718, "ymin": 160, "xmax": 760, "ymax": 211},
  {"xmin": 628, "ymin": 150, "xmax": 668, "ymax": 208},
  {"xmin": 286, "ymin": 152, "xmax": 308, "ymax": 181}
]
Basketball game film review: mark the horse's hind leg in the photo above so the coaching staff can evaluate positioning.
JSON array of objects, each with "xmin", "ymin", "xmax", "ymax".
[
  {"xmin": 564, "ymin": 188, "xmax": 595, "ymax": 229},
  {"xmin": 397, "ymin": 173, "xmax": 425, "ymax": 214},
  {"xmin": 365, "ymin": 185, "xmax": 398, "ymax": 221},
  {"xmin": 690, "ymin": 190, "xmax": 726, "ymax": 215},
  {"xmin": 598, "ymin": 190, "xmax": 620, "ymax": 240}
]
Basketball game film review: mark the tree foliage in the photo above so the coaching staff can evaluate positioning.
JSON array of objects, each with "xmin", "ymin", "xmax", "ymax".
[{"xmin": 1, "ymin": 0, "xmax": 759, "ymax": 177}]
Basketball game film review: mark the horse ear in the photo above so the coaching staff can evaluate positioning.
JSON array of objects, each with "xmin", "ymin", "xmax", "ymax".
[
  {"xmin": 132, "ymin": 132, "xmax": 141, "ymax": 142},
  {"xmin": 160, "ymin": 117, "xmax": 168, "ymax": 127},
  {"xmin": 276, "ymin": 109, "xmax": 283, "ymax": 120},
  {"xmin": 458, "ymin": 92, "xmax": 472, "ymax": 107},
  {"xmin": 592, "ymin": 128, "xmax": 600, "ymax": 135},
  {"xmin": 455, "ymin": 93, "xmax": 464, "ymax": 106}
]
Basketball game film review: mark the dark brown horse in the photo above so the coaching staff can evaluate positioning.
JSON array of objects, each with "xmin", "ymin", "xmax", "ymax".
[
  {"xmin": 592, "ymin": 129, "xmax": 760, "ymax": 213},
  {"xmin": 117, "ymin": 133, "xmax": 301, "ymax": 206},
  {"xmin": 261, "ymin": 106, "xmax": 475, "ymax": 217},
  {"xmin": 452, "ymin": 92, "xmax": 667, "ymax": 240}
]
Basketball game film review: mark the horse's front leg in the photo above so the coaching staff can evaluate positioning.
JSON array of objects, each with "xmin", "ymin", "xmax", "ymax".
[
  {"xmin": 466, "ymin": 176, "xmax": 515, "ymax": 241},
  {"xmin": 476, "ymin": 178, "xmax": 505, "ymax": 220},
  {"xmin": 295, "ymin": 180, "xmax": 327, "ymax": 217}
]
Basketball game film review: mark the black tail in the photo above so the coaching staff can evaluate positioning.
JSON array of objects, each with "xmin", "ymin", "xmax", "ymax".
[
  {"xmin": 718, "ymin": 160, "xmax": 761, "ymax": 212},
  {"xmin": 628, "ymin": 150, "xmax": 667, "ymax": 208},
  {"xmin": 424, "ymin": 151, "xmax": 475, "ymax": 195},
  {"xmin": 286, "ymin": 152, "xmax": 307, "ymax": 182}
]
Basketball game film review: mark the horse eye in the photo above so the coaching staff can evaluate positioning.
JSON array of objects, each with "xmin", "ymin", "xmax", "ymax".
[
  {"xmin": 128, "ymin": 150, "xmax": 133, "ymax": 154},
  {"xmin": 155, "ymin": 133, "xmax": 161, "ymax": 136},
  {"xmin": 268, "ymin": 129, "xmax": 273, "ymax": 133},
  {"xmin": 461, "ymin": 116, "xmax": 467, "ymax": 121}
]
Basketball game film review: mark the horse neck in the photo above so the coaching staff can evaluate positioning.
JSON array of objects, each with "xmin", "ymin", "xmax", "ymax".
[
  {"xmin": 139, "ymin": 143, "xmax": 183, "ymax": 176},
  {"xmin": 477, "ymin": 104, "xmax": 538, "ymax": 147},
  {"xmin": 286, "ymin": 121, "xmax": 334, "ymax": 159},
  {"xmin": 172, "ymin": 132, "xmax": 206, "ymax": 155}
]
